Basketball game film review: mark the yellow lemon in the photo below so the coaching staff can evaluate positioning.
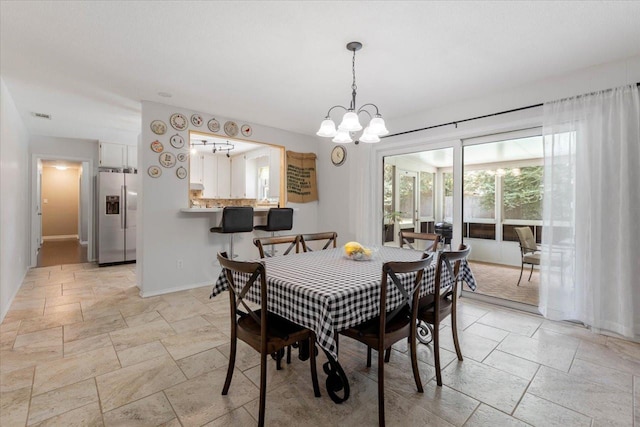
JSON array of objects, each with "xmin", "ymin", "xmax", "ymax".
[{"xmin": 344, "ymin": 241, "xmax": 363, "ymax": 256}]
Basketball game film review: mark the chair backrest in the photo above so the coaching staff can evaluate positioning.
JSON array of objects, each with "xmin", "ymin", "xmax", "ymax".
[
  {"xmin": 221, "ymin": 207, "xmax": 255, "ymax": 233},
  {"xmin": 429, "ymin": 243, "xmax": 471, "ymax": 316},
  {"xmin": 217, "ymin": 251, "xmax": 268, "ymax": 342},
  {"xmin": 514, "ymin": 227, "xmax": 537, "ymax": 253},
  {"xmin": 253, "ymin": 235, "xmax": 301, "ymax": 258},
  {"xmin": 265, "ymin": 208, "xmax": 294, "ymax": 231},
  {"xmin": 379, "ymin": 253, "xmax": 434, "ymax": 337},
  {"xmin": 399, "ymin": 231, "xmax": 440, "ymax": 252},
  {"xmin": 300, "ymin": 232, "xmax": 338, "ymax": 252}
]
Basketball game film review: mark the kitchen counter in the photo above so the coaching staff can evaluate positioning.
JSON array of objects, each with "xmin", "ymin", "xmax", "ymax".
[{"xmin": 180, "ymin": 206, "xmax": 281, "ymax": 213}]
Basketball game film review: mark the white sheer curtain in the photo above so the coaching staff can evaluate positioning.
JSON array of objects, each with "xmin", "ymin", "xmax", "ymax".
[{"xmin": 540, "ymin": 84, "xmax": 640, "ymax": 339}]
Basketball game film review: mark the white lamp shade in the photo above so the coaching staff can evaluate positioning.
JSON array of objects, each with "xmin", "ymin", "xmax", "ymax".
[
  {"xmin": 332, "ymin": 129, "xmax": 353, "ymax": 143},
  {"xmin": 359, "ymin": 127, "xmax": 380, "ymax": 143},
  {"xmin": 338, "ymin": 111, "xmax": 362, "ymax": 132},
  {"xmin": 368, "ymin": 116, "xmax": 389, "ymax": 136},
  {"xmin": 316, "ymin": 118, "xmax": 337, "ymax": 137}
]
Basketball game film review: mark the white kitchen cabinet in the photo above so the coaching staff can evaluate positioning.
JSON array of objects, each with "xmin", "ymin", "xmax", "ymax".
[
  {"xmin": 268, "ymin": 147, "xmax": 282, "ymax": 199},
  {"xmin": 190, "ymin": 154, "xmax": 203, "ymax": 184},
  {"xmin": 230, "ymin": 155, "xmax": 246, "ymax": 198},
  {"xmin": 99, "ymin": 142, "xmax": 138, "ymax": 169},
  {"xmin": 202, "ymin": 155, "xmax": 218, "ymax": 198},
  {"xmin": 217, "ymin": 156, "xmax": 231, "ymax": 198}
]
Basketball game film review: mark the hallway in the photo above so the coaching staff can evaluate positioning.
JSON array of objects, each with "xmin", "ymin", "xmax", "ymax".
[{"xmin": 36, "ymin": 240, "xmax": 88, "ymax": 267}]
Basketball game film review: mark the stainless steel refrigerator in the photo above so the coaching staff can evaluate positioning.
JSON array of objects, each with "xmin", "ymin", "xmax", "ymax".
[{"xmin": 98, "ymin": 171, "xmax": 137, "ymax": 265}]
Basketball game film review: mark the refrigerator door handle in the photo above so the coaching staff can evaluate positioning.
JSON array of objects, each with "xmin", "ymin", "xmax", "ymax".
[{"xmin": 121, "ymin": 185, "xmax": 126, "ymax": 229}]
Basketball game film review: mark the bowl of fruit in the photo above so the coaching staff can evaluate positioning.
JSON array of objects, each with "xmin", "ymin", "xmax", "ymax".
[{"xmin": 344, "ymin": 241, "xmax": 375, "ymax": 261}]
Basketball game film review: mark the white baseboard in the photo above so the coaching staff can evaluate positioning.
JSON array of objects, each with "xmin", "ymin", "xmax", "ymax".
[
  {"xmin": 139, "ymin": 281, "xmax": 214, "ymax": 298},
  {"xmin": 79, "ymin": 240, "xmax": 88, "ymax": 246},
  {"xmin": 43, "ymin": 235, "xmax": 79, "ymax": 241}
]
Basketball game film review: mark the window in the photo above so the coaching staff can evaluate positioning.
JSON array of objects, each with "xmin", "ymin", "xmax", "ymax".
[
  {"xmin": 419, "ymin": 171, "xmax": 434, "ymax": 218},
  {"xmin": 502, "ymin": 166, "xmax": 543, "ymax": 220},
  {"xmin": 443, "ymin": 172, "xmax": 454, "ymax": 222},
  {"xmin": 463, "ymin": 169, "xmax": 496, "ymax": 220}
]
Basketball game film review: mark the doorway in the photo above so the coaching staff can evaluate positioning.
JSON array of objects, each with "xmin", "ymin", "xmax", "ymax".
[{"xmin": 31, "ymin": 155, "xmax": 94, "ymax": 267}]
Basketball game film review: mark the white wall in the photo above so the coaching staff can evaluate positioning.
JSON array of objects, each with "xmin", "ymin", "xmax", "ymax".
[
  {"xmin": 317, "ymin": 55, "xmax": 640, "ymax": 252},
  {"xmin": 79, "ymin": 163, "xmax": 90, "ymax": 243},
  {"xmin": 0, "ymin": 78, "xmax": 31, "ymax": 321},
  {"xmin": 139, "ymin": 101, "xmax": 319, "ymax": 297}
]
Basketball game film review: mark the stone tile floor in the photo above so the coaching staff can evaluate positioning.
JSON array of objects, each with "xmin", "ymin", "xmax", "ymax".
[{"xmin": 1, "ymin": 262, "xmax": 639, "ymax": 426}]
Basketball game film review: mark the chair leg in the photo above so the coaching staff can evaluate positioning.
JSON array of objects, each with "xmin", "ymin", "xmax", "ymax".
[
  {"xmin": 517, "ymin": 262, "xmax": 524, "ymax": 286},
  {"xmin": 433, "ymin": 322, "xmax": 442, "ymax": 386},
  {"xmin": 286, "ymin": 345, "xmax": 291, "ymax": 364},
  {"xmin": 384, "ymin": 347, "xmax": 392, "ymax": 363},
  {"xmin": 309, "ymin": 336, "xmax": 321, "ymax": 397},
  {"xmin": 222, "ymin": 335, "xmax": 237, "ymax": 395},
  {"xmin": 378, "ymin": 345, "xmax": 386, "ymax": 427},
  {"xmin": 528, "ymin": 264, "xmax": 534, "ymax": 281},
  {"xmin": 410, "ymin": 321, "xmax": 424, "ymax": 393},
  {"xmin": 258, "ymin": 352, "xmax": 267, "ymax": 427},
  {"xmin": 276, "ymin": 350, "xmax": 282, "ymax": 371},
  {"xmin": 366, "ymin": 346, "xmax": 372, "ymax": 368},
  {"xmin": 451, "ymin": 314, "xmax": 463, "ymax": 362},
  {"xmin": 229, "ymin": 234, "xmax": 235, "ymax": 259}
]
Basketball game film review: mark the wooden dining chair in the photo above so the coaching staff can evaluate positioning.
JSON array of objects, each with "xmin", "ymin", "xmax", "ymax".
[
  {"xmin": 417, "ymin": 243, "xmax": 471, "ymax": 386},
  {"xmin": 340, "ymin": 254, "xmax": 434, "ymax": 427},
  {"xmin": 217, "ymin": 252, "xmax": 320, "ymax": 427},
  {"xmin": 300, "ymin": 231, "xmax": 338, "ymax": 252},
  {"xmin": 253, "ymin": 234, "xmax": 301, "ymax": 258},
  {"xmin": 399, "ymin": 231, "xmax": 440, "ymax": 253},
  {"xmin": 514, "ymin": 226, "xmax": 540, "ymax": 286}
]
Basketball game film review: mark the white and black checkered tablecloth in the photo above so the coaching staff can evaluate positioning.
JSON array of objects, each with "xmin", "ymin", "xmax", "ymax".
[{"xmin": 211, "ymin": 246, "xmax": 476, "ymax": 360}]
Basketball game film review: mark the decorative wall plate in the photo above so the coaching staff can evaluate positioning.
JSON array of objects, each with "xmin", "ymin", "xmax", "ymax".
[
  {"xmin": 170, "ymin": 113, "xmax": 188, "ymax": 131},
  {"xmin": 177, "ymin": 152, "xmax": 188, "ymax": 162},
  {"xmin": 207, "ymin": 118, "xmax": 220, "ymax": 133},
  {"xmin": 176, "ymin": 166, "xmax": 187, "ymax": 179},
  {"xmin": 224, "ymin": 121, "xmax": 239, "ymax": 137},
  {"xmin": 148, "ymin": 166, "xmax": 162, "ymax": 178},
  {"xmin": 150, "ymin": 140, "xmax": 164, "ymax": 153},
  {"xmin": 191, "ymin": 114, "xmax": 203, "ymax": 127},
  {"xmin": 241, "ymin": 124, "xmax": 252, "ymax": 137},
  {"xmin": 169, "ymin": 134, "xmax": 185, "ymax": 149},
  {"xmin": 159, "ymin": 152, "xmax": 176, "ymax": 168},
  {"xmin": 150, "ymin": 120, "xmax": 167, "ymax": 135}
]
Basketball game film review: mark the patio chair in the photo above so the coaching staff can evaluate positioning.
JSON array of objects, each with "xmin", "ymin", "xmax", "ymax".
[
  {"xmin": 514, "ymin": 226, "xmax": 540, "ymax": 286},
  {"xmin": 217, "ymin": 252, "xmax": 320, "ymax": 427}
]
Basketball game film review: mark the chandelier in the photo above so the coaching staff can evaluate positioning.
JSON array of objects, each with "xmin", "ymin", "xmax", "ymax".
[
  {"xmin": 190, "ymin": 139, "xmax": 235, "ymax": 157},
  {"xmin": 316, "ymin": 41, "xmax": 388, "ymax": 144}
]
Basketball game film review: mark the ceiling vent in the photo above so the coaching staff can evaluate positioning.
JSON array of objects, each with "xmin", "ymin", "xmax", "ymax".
[{"xmin": 31, "ymin": 112, "xmax": 52, "ymax": 120}]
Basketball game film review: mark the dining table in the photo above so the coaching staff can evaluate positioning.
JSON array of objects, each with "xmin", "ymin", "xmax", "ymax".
[{"xmin": 211, "ymin": 245, "xmax": 476, "ymax": 403}]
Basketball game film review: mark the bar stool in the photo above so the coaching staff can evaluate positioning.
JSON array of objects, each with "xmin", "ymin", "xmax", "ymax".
[
  {"xmin": 254, "ymin": 208, "xmax": 294, "ymax": 256},
  {"xmin": 210, "ymin": 207, "xmax": 254, "ymax": 259}
]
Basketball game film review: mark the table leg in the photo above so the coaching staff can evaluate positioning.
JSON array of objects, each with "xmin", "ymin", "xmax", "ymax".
[
  {"xmin": 322, "ymin": 348, "xmax": 350, "ymax": 403},
  {"xmin": 417, "ymin": 320, "xmax": 434, "ymax": 345}
]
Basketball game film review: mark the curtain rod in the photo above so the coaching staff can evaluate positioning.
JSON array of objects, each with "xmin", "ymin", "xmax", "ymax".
[{"xmin": 384, "ymin": 82, "xmax": 640, "ymax": 139}]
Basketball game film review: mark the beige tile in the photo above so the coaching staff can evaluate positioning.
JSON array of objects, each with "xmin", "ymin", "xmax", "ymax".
[
  {"xmin": 0, "ymin": 386, "xmax": 31, "ymax": 426},
  {"xmin": 96, "ymin": 355, "xmax": 186, "ymax": 412},
  {"xmin": 117, "ymin": 341, "xmax": 170, "ymax": 367},
  {"xmin": 202, "ymin": 407, "xmax": 257, "ymax": 427},
  {"xmin": 45, "ymin": 295, "xmax": 85, "ymax": 308},
  {"xmin": 161, "ymin": 324, "xmax": 228, "ymax": 360},
  {"xmin": 477, "ymin": 310, "xmax": 542, "ymax": 337},
  {"xmin": 540, "ymin": 319, "xmax": 607, "ymax": 345},
  {"xmin": 465, "ymin": 323, "xmax": 510, "ymax": 342},
  {"xmin": 634, "ymin": 376, "xmax": 639, "ymax": 426},
  {"xmin": 60, "ymin": 263, "xmax": 89, "ymax": 272},
  {"xmin": 569, "ymin": 357, "xmax": 633, "ymax": 393},
  {"xmin": 0, "ymin": 343, "xmax": 63, "ymax": 372},
  {"xmin": 64, "ymin": 333, "xmax": 113, "ymax": 358},
  {"xmin": 414, "ymin": 381, "xmax": 480, "ymax": 426},
  {"xmin": 118, "ymin": 296, "xmax": 169, "ymax": 318},
  {"xmin": 63, "ymin": 287, "xmax": 95, "ymax": 297},
  {"xmin": 170, "ymin": 315, "xmax": 210, "ymax": 333},
  {"xmin": 64, "ymin": 313, "xmax": 126, "ymax": 343},
  {"xmin": 176, "ymin": 348, "xmax": 229, "ymax": 379},
  {"xmin": 0, "ymin": 320, "xmax": 21, "ymax": 333},
  {"xmin": 16, "ymin": 284, "xmax": 62, "ymax": 299},
  {"xmin": 441, "ymin": 358, "xmax": 529, "ymax": 413},
  {"xmin": 19, "ymin": 309, "xmax": 84, "ymax": 334},
  {"xmin": 0, "ymin": 328, "xmax": 17, "ymax": 350},
  {"xmin": 513, "ymin": 393, "xmax": 592, "ymax": 427},
  {"xmin": 497, "ymin": 332, "xmax": 578, "ymax": 372},
  {"xmin": 216, "ymin": 341, "xmax": 260, "ymax": 372},
  {"xmin": 28, "ymin": 378, "xmax": 98, "ymax": 425},
  {"xmin": 528, "ymin": 366, "xmax": 633, "ymax": 426},
  {"xmin": 30, "ymin": 402, "xmax": 103, "ymax": 427},
  {"xmin": 33, "ymin": 346, "xmax": 120, "ymax": 395},
  {"xmin": 158, "ymin": 295, "xmax": 212, "ymax": 323},
  {"xmin": 3, "ymin": 298, "xmax": 45, "ymax": 322},
  {"xmin": 437, "ymin": 326, "xmax": 499, "ymax": 362},
  {"xmin": 43, "ymin": 302, "xmax": 82, "ymax": 316},
  {"xmin": 0, "ymin": 366, "xmax": 34, "ymax": 393},
  {"xmin": 102, "ymin": 392, "xmax": 176, "ymax": 426},
  {"xmin": 164, "ymin": 367, "xmax": 259, "ymax": 427},
  {"xmin": 158, "ymin": 418, "xmax": 181, "ymax": 427},
  {"xmin": 109, "ymin": 319, "xmax": 175, "ymax": 351},
  {"xmin": 124, "ymin": 310, "xmax": 161, "ymax": 328},
  {"xmin": 482, "ymin": 350, "xmax": 540, "ymax": 380},
  {"xmin": 464, "ymin": 404, "xmax": 530, "ymax": 426},
  {"xmin": 575, "ymin": 340, "xmax": 640, "ymax": 377},
  {"xmin": 14, "ymin": 326, "xmax": 62, "ymax": 349},
  {"xmin": 81, "ymin": 296, "xmax": 129, "ymax": 321}
]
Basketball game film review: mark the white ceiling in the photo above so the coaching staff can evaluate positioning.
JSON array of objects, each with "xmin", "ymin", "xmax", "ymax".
[{"xmin": 2, "ymin": 2, "xmax": 640, "ymax": 145}]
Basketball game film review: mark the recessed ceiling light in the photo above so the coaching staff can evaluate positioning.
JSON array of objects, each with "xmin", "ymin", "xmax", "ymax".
[
  {"xmin": 55, "ymin": 165, "xmax": 68, "ymax": 171},
  {"xmin": 158, "ymin": 92, "xmax": 172, "ymax": 98}
]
